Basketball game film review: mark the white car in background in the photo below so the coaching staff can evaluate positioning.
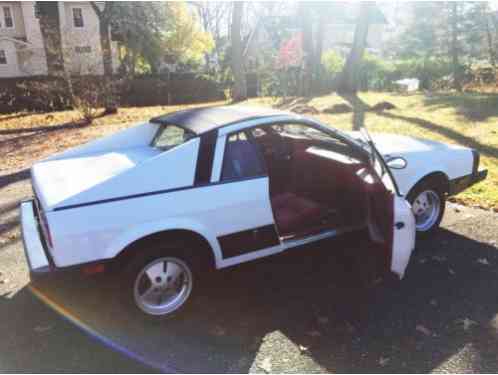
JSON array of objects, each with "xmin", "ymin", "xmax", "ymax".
[{"xmin": 21, "ymin": 106, "xmax": 487, "ymax": 318}]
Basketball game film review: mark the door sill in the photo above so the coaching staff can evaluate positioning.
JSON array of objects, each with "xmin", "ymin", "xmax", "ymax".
[{"xmin": 282, "ymin": 225, "xmax": 364, "ymax": 250}]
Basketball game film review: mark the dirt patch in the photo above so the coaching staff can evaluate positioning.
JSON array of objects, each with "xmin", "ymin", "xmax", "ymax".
[
  {"xmin": 289, "ymin": 104, "xmax": 320, "ymax": 115},
  {"xmin": 322, "ymin": 103, "xmax": 353, "ymax": 114},
  {"xmin": 371, "ymin": 101, "xmax": 397, "ymax": 111}
]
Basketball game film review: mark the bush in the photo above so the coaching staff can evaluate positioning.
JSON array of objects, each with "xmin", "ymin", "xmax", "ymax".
[
  {"xmin": 358, "ymin": 52, "xmax": 395, "ymax": 90},
  {"xmin": 391, "ymin": 58, "xmax": 454, "ymax": 90},
  {"xmin": 322, "ymin": 50, "xmax": 345, "ymax": 75}
]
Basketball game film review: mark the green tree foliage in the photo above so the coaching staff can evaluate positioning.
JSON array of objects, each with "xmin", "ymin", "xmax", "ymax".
[
  {"xmin": 111, "ymin": 2, "xmax": 213, "ymax": 74},
  {"xmin": 111, "ymin": 2, "xmax": 171, "ymax": 74},
  {"xmin": 322, "ymin": 50, "xmax": 345, "ymax": 75},
  {"xmin": 162, "ymin": 2, "xmax": 214, "ymax": 66}
]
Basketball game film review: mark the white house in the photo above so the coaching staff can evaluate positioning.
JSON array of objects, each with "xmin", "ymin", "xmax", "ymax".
[{"xmin": 0, "ymin": 1, "xmax": 119, "ymax": 78}]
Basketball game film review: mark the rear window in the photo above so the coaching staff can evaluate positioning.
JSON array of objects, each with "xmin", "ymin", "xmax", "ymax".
[{"xmin": 151, "ymin": 124, "xmax": 195, "ymax": 151}]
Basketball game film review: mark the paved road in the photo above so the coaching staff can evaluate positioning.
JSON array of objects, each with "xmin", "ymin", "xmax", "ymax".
[{"xmin": 1, "ymin": 168, "xmax": 498, "ymax": 373}]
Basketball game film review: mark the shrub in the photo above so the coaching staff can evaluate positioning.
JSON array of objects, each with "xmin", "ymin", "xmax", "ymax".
[{"xmin": 322, "ymin": 50, "xmax": 345, "ymax": 75}]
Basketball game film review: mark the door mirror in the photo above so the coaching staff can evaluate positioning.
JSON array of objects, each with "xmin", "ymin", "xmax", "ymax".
[{"xmin": 386, "ymin": 156, "xmax": 407, "ymax": 169}]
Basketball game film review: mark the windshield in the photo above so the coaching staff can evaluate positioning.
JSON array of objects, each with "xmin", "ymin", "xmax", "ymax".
[{"xmin": 151, "ymin": 124, "xmax": 195, "ymax": 151}]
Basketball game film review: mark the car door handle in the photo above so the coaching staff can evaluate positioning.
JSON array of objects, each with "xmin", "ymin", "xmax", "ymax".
[{"xmin": 395, "ymin": 222, "xmax": 405, "ymax": 230}]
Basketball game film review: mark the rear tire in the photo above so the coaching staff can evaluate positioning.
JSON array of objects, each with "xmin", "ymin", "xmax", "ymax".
[
  {"xmin": 407, "ymin": 179, "xmax": 446, "ymax": 239},
  {"xmin": 122, "ymin": 243, "xmax": 203, "ymax": 321}
]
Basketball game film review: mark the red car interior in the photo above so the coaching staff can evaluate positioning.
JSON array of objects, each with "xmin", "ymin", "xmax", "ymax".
[{"xmin": 252, "ymin": 130, "xmax": 375, "ymax": 238}]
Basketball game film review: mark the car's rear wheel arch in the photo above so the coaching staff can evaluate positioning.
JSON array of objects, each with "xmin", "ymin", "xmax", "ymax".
[{"xmin": 112, "ymin": 229, "xmax": 215, "ymax": 273}]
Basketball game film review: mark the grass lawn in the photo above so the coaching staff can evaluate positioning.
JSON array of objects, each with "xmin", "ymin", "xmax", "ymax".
[{"xmin": 1, "ymin": 92, "xmax": 496, "ymax": 211}]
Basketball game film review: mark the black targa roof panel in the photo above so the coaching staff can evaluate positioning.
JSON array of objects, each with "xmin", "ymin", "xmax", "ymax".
[{"xmin": 149, "ymin": 106, "xmax": 291, "ymax": 135}]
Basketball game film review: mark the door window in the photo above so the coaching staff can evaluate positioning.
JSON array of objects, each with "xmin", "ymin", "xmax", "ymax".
[{"xmin": 221, "ymin": 131, "xmax": 265, "ymax": 181}]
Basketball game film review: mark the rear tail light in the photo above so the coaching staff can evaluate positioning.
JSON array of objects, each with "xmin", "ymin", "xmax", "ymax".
[{"xmin": 39, "ymin": 210, "xmax": 53, "ymax": 248}]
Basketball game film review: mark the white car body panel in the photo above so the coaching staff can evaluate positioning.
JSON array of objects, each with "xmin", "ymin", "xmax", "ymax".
[
  {"xmin": 347, "ymin": 132, "xmax": 474, "ymax": 196},
  {"xmin": 391, "ymin": 196, "xmax": 416, "ymax": 278},
  {"xmin": 45, "ymin": 122, "xmax": 159, "ymax": 162},
  {"xmin": 23, "ymin": 108, "xmax": 482, "ymax": 282},
  {"xmin": 32, "ymin": 146, "xmax": 161, "ymax": 211},
  {"xmin": 47, "ymin": 176, "xmax": 277, "ymax": 268}
]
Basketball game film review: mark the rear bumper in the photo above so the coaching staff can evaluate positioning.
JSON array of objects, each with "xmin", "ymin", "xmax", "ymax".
[
  {"xmin": 21, "ymin": 200, "xmax": 109, "ymax": 280},
  {"xmin": 20, "ymin": 200, "xmax": 53, "ymax": 278}
]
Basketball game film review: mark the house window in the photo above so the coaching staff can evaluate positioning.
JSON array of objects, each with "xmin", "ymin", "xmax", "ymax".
[
  {"xmin": 72, "ymin": 7, "xmax": 84, "ymax": 28},
  {"xmin": 0, "ymin": 50, "xmax": 7, "ymax": 65},
  {"xmin": 2, "ymin": 6, "xmax": 14, "ymax": 28},
  {"xmin": 75, "ymin": 46, "xmax": 91, "ymax": 54}
]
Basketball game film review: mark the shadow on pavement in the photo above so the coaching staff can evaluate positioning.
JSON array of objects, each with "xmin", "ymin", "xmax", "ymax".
[{"xmin": 17, "ymin": 227, "xmax": 498, "ymax": 373}]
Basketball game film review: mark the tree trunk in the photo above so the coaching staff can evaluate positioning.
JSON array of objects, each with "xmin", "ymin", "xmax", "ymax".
[
  {"xmin": 450, "ymin": 2, "xmax": 462, "ymax": 92},
  {"xmin": 230, "ymin": 2, "xmax": 246, "ymax": 102},
  {"xmin": 299, "ymin": 3, "xmax": 313, "ymax": 97},
  {"xmin": 313, "ymin": 13, "xmax": 326, "ymax": 94},
  {"xmin": 36, "ymin": 2, "xmax": 65, "ymax": 76},
  {"xmin": 337, "ymin": 3, "xmax": 373, "ymax": 94},
  {"xmin": 90, "ymin": 2, "xmax": 117, "ymax": 114},
  {"xmin": 36, "ymin": 2, "xmax": 75, "ymax": 108},
  {"xmin": 484, "ymin": 11, "xmax": 496, "ymax": 69}
]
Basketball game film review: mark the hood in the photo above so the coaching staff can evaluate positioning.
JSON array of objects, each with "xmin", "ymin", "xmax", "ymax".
[
  {"xmin": 32, "ymin": 146, "xmax": 161, "ymax": 211},
  {"xmin": 345, "ymin": 131, "xmax": 464, "ymax": 156}
]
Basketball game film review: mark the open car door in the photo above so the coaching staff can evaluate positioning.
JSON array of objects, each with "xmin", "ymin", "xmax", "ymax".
[{"xmin": 361, "ymin": 130, "xmax": 416, "ymax": 279}]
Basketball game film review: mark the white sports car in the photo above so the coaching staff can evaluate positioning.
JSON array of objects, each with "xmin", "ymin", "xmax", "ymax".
[{"xmin": 21, "ymin": 106, "xmax": 487, "ymax": 318}]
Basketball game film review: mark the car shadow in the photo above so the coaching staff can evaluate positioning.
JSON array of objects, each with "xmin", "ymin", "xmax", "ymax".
[{"xmin": 24, "ymin": 228, "xmax": 498, "ymax": 373}]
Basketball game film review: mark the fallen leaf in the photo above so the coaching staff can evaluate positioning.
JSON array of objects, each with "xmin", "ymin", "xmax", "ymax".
[
  {"xmin": 298, "ymin": 344, "xmax": 309, "ymax": 354},
  {"xmin": 211, "ymin": 326, "xmax": 226, "ymax": 336},
  {"xmin": 477, "ymin": 258, "xmax": 490, "ymax": 265},
  {"xmin": 432, "ymin": 255, "xmax": 446, "ymax": 263},
  {"xmin": 379, "ymin": 356, "xmax": 390, "ymax": 366},
  {"xmin": 456, "ymin": 318, "xmax": 477, "ymax": 331},
  {"xmin": 306, "ymin": 330, "xmax": 321, "ymax": 338},
  {"xmin": 260, "ymin": 357, "xmax": 272, "ymax": 373},
  {"xmin": 416, "ymin": 324, "xmax": 432, "ymax": 336},
  {"xmin": 345, "ymin": 321, "xmax": 356, "ymax": 333},
  {"xmin": 34, "ymin": 325, "xmax": 53, "ymax": 333},
  {"xmin": 372, "ymin": 277, "xmax": 383, "ymax": 285}
]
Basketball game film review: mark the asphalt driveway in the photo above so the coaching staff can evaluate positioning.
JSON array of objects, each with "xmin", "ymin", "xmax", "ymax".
[{"xmin": 1, "ymin": 168, "xmax": 498, "ymax": 373}]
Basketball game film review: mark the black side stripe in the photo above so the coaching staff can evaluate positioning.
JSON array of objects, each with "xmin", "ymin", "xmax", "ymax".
[
  {"xmin": 218, "ymin": 224, "xmax": 280, "ymax": 258},
  {"xmin": 53, "ymin": 175, "xmax": 267, "ymax": 211},
  {"xmin": 194, "ymin": 130, "xmax": 218, "ymax": 185}
]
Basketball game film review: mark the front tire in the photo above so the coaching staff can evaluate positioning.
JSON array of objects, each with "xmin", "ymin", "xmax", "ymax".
[{"xmin": 407, "ymin": 179, "xmax": 446, "ymax": 239}]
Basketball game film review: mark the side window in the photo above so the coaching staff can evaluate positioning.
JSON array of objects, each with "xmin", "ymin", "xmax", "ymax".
[
  {"xmin": 221, "ymin": 131, "xmax": 265, "ymax": 181},
  {"xmin": 151, "ymin": 124, "xmax": 195, "ymax": 151},
  {"xmin": 272, "ymin": 123, "xmax": 363, "ymax": 162}
]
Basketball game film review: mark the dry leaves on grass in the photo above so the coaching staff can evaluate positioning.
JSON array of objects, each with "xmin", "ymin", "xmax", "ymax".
[
  {"xmin": 416, "ymin": 324, "xmax": 433, "ymax": 336},
  {"xmin": 477, "ymin": 258, "xmax": 490, "ymax": 265},
  {"xmin": 379, "ymin": 356, "xmax": 390, "ymax": 367},
  {"xmin": 259, "ymin": 357, "xmax": 272, "ymax": 373},
  {"xmin": 456, "ymin": 318, "xmax": 478, "ymax": 331}
]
